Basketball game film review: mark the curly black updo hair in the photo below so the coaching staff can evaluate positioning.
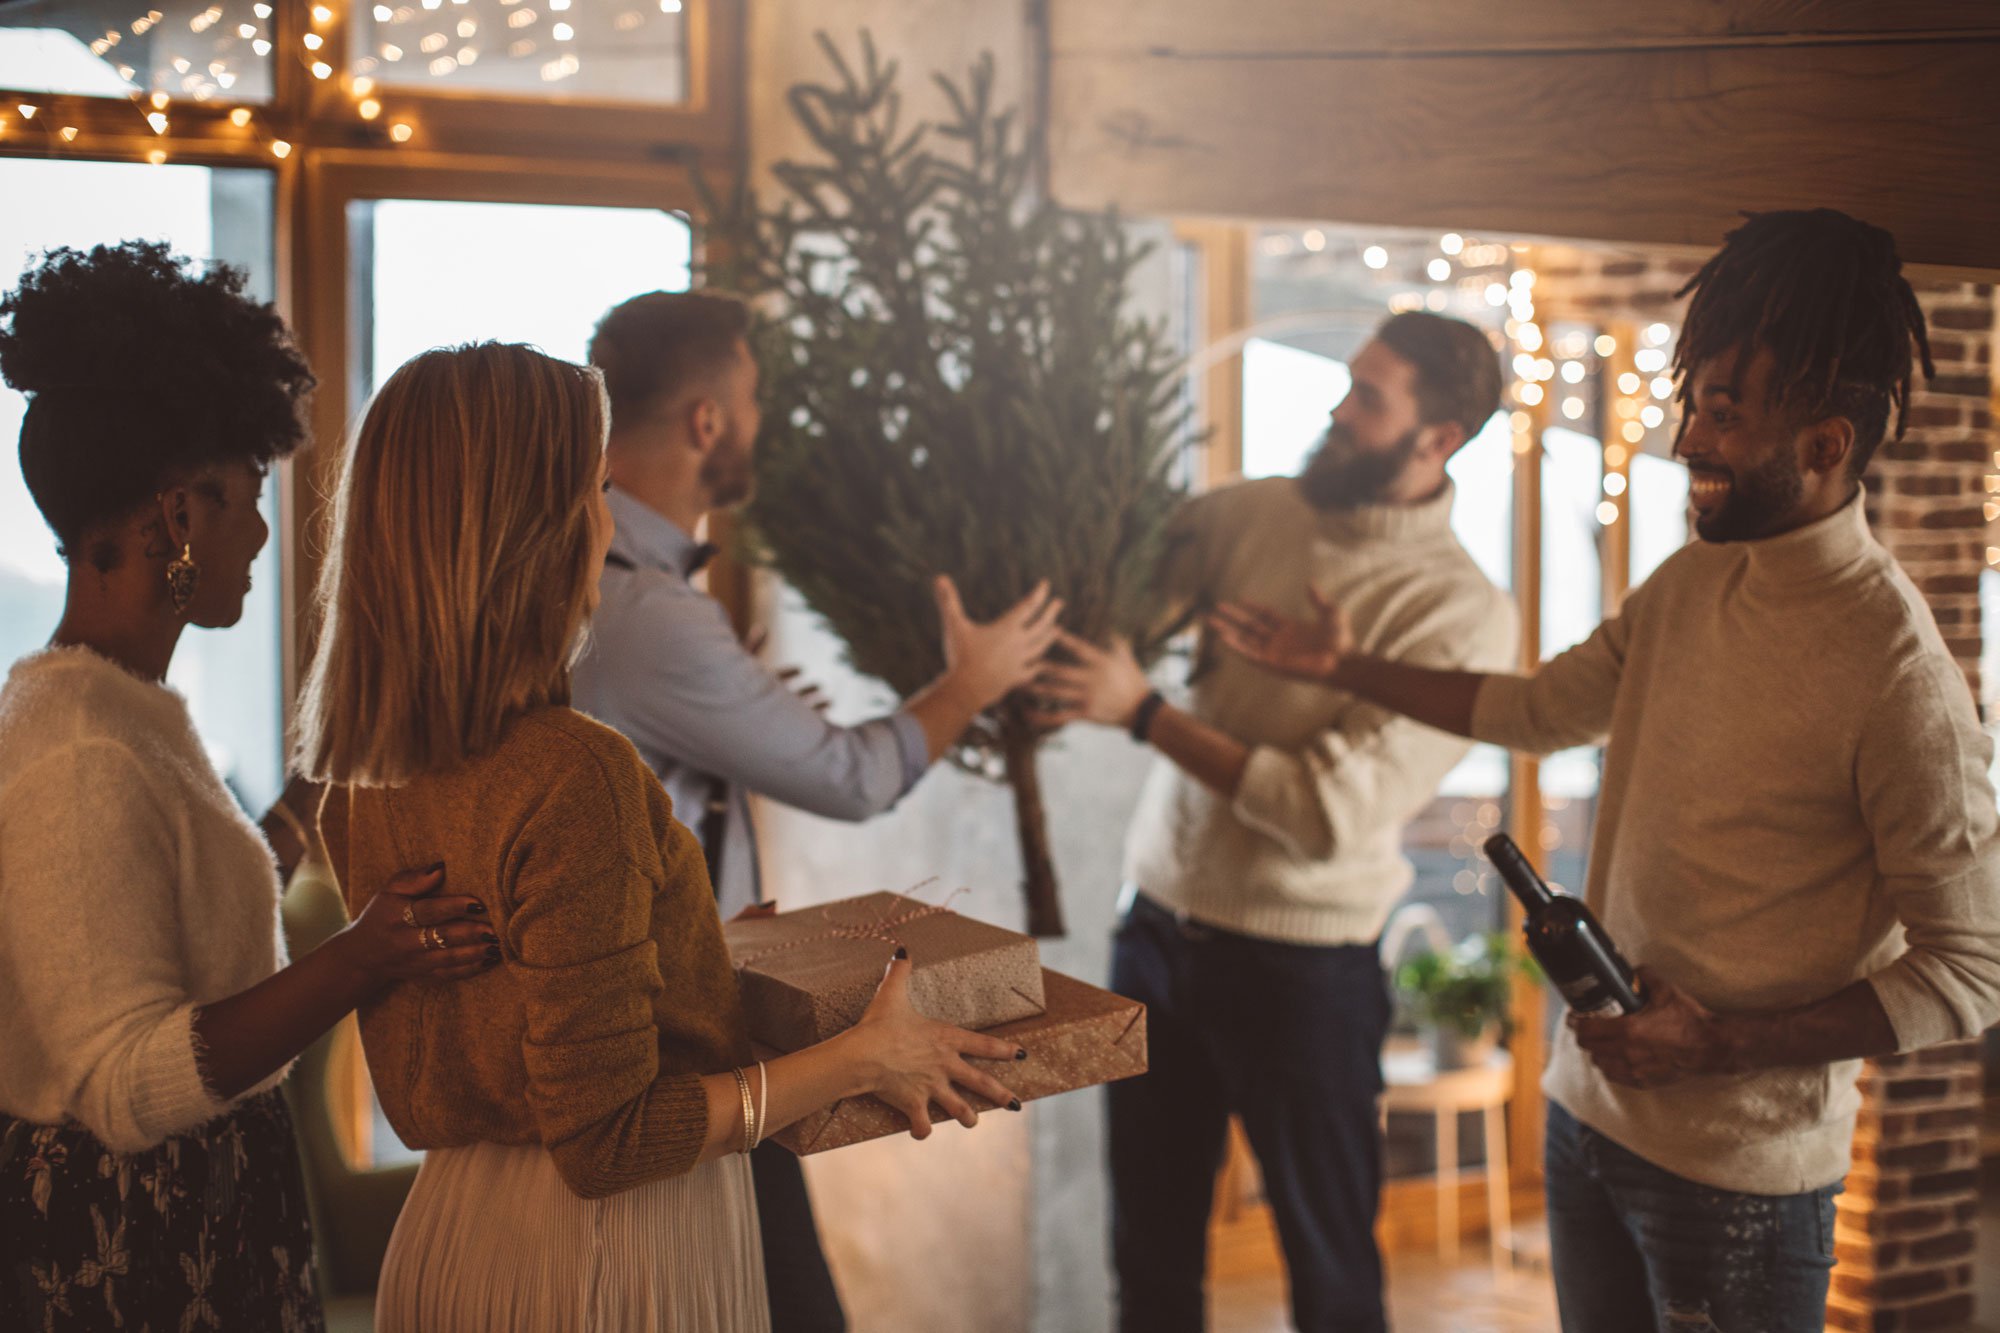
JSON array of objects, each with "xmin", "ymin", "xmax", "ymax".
[{"xmin": 0, "ymin": 239, "xmax": 316, "ymax": 568}]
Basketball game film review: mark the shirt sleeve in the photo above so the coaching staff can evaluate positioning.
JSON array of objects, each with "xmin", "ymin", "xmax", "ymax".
[
  {"xmin": 1856, "ymin": 653, "xmax": 2000, "ymax": 1051},
  {"xmin": 505, "ymin": 752, "xmax": 711, "ymax": 1199},
  {"xmin": 0, "ymin": 741, "xmax": 228, "ymax": 1149},
  {"xmin": 1233, "ymin": 591, "xmax": 1519, "ymax": 863},
  {"xmin": 1468, "ymin": 596, "xmax": 1637, "ymax": 756},
  {"xmin": 589, "ymin": 582, "xmax": 919, "ymax": 821}
]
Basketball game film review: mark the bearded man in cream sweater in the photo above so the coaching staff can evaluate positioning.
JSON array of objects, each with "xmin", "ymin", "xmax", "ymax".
[
  {"xmin": 1036, "ymin": 311, "xmax": 1515, "ymax": 1333},
  {"xmin": 1214, "ymin": 210, "xmax": 2000, "ymax": 1333}
]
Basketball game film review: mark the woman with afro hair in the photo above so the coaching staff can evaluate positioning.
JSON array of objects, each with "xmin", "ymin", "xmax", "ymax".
[{"xmin": 0, "ymin": 240, "xmax": 497, "ymax": 1330}]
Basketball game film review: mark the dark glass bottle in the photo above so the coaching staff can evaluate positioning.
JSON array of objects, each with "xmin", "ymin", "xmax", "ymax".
[{"xmin": 1483, "ymin": 833, "xmax": 1644, "ymax": 1016}]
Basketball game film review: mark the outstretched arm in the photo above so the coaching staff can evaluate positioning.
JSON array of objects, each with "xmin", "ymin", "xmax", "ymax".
[{"xmin": 1207, "ymin": 592, "xmax": 1488, "ymax": 739}]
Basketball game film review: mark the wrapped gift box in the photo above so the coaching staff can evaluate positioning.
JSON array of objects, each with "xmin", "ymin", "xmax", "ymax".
[
  {"xmin": 724, "ymin": 891, "xmax": 1045, "ymax": 1051},
  {"xmin": 764, "ymin": 969, "xmax": 1148, "ymax": 1156}
]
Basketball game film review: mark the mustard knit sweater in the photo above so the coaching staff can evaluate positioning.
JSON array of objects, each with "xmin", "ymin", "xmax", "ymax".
[{"xmin": 321, "ymin": 706, "xmax": 750, "ymax": 1199}]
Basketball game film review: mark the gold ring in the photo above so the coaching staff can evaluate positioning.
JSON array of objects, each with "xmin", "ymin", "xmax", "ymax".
[
  {"xmin": 402, "ymin": 904, "xmax": 418, "ymax": 927},
  {"xmin": 421, "ymin": 926, "xmax": 445, "ymax": 951}
]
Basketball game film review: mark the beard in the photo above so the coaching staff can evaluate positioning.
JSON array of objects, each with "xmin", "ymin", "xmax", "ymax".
[
  {"xmin": 1297, "ymin": 423, "xmax": 1422, "ymax": 511},
  {"xmin": 700, "ymin": 417, "xmax": 757, "ymax": 508},
  {"xmin": 1689, "ymin": 446, "xmax": 1806, "ymax": 542}
]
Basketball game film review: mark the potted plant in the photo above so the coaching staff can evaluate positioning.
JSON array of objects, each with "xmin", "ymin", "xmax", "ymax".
[{"xmin": 1395, "ymin": 931, "xmax": 1540, "ymax": 1071}]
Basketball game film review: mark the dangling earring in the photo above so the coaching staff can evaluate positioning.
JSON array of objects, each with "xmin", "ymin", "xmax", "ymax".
[{"xmin": 165, "ymin": 542, "xmax": 200, "ymax": 615}]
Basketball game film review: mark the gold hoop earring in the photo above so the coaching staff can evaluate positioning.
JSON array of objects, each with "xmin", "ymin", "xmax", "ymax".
[{"xmin": 165, "ymin": 543, "xmax": 200, "ymax": 615}]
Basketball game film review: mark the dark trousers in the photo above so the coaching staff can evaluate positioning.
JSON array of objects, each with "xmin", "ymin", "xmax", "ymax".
[
  {"xmin": 1110, "ymin": 894, "xmax": 1392, "ymax": 1333},
  {"xmin": 1545, "ymin": 1102, "xmax": 1839, "ymax": 1333},
  {"xmin": 750, "ymin": 1140, "xmax": 846, "ymax": 1333}
]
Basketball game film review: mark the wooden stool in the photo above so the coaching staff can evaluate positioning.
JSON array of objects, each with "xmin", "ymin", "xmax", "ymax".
[{"xmin": 1382, "ymin": 1045, "xmax": 1515, "ymax": 1279}]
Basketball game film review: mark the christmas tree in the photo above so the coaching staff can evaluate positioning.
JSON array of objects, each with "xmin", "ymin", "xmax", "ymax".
[{"xmin": 703, "ymin": 33, "xmax": 1190, "ymax": 936}]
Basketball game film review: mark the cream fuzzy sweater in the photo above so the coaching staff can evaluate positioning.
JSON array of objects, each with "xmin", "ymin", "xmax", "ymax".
[
  {"xmin": 1473, "ymin": 493, "xmax": 2000, "ymax": 1194},
  {"xmin": 0, "ymin": 646, "xmax": 288, "ymax": 1150},
  {"xmin": 1124, "ymin": 477, "xmax": 1517, "ymax": 944}
]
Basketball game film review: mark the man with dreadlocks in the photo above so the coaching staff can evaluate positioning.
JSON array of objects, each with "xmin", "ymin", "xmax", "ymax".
[{"xmin": 1207, "ymin": 208, "xmax": 2000, "ymax": 1332}]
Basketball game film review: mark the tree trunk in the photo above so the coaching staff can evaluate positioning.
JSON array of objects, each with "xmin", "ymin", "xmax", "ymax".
[{"xmin": 1001, "ymin": 710, "xmax": 1065, "ymax": 938}]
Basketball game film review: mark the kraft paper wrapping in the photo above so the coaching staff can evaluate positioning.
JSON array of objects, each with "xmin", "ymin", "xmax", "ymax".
[
  {"xmin": 763, "ymin": 969, "xmax": 1148, "ymax": 1156},
  {"xmin": 723, "ymin": 892, "xmax": 1045, "ymax": 1051}
]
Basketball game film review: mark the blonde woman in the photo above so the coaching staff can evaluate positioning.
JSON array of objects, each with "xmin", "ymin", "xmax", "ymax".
[{"xmin": 296, "ymin": 341, "xmax": 1025, "ymax": 1331}]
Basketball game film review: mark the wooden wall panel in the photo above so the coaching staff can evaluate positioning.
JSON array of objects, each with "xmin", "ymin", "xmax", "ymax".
[
  {"xmin": 1048, "ymin": 30, "xmax": 2000, "ymax": 270},
  {"xmin": 1055, "ymin": 0, "xmax": 1997, "ymax": 56}
]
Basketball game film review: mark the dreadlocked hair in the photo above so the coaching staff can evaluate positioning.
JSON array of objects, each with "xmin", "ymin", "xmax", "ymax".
[{"xmin": 1672, "ymin": 209, "xmax": 1933, "ymax": 476}]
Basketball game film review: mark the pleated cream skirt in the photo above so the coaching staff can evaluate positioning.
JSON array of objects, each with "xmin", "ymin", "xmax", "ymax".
[{"xmin": 375, "ymin": 1141, "xmax": 771, "ymax": 1333}]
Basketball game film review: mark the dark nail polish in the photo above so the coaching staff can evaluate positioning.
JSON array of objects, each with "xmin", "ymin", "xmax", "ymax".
[
  {"xmin": 466, "ymin": 901, "xmax": 488, "ymax": 915},
  {"xmin": 893, "ymin": 946, "xmax": 908, "ymax": 961},
  {"xmin": 1015, "ymin": 1047, "xmax": 1028, "ymax": 1061},
  {"xmin": 1007, "ymin": 1098, "xmax": 1022, "ymax": 1112},
  {"xmin": 480, "ymin": 932, "xmax": 499, "ymax": 946},
  {"xmin": 484, "ymin": 945, "xmax": 501, "ymax": 961}
]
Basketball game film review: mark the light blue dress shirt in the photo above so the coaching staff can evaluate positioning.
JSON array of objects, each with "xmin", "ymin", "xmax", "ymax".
[{"xmin": 572, "ymin": 487, "xmax": 928, "ymax": 916}]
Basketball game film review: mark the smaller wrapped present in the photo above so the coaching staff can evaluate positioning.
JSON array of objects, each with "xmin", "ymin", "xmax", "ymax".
[
  {"xmin": 764, "ymin": 970, "xmax": 1148, "ymax": 1156},
  {"xmin": 725, "ymin": 891, "xmax": 1046, "ymax": 1051}
]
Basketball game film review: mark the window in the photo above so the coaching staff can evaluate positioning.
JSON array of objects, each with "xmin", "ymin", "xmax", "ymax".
[
  {"xmin": 0, "ymin": 156, "xmax": 284, "ymax": 813},
  {"xmin": 348, "ymin": 198, "xmax": 690, "ymax": 396},
  {"xmin": 348, "ymin": 0, "xmax": 689, "ymax": 104},
  {"xmin": 0, "ymin": 0, "xmax": 276, "ymax": 105}
]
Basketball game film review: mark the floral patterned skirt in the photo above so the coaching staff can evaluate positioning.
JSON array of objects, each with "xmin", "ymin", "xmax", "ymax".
[{"xmin": 0, "ymin": 1088, "xmax": 324, "ymax": 1333}]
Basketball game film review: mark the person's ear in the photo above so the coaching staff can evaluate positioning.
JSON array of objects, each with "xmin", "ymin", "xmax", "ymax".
[
  {"xmin": 155, "ymin": 485, "xmax": 194, "ymax": 549},
  {"xmin": 1801, "ymin": 414, "xmax": 1855, "ymax": 477},
  {"xmin": 1420, "ymin": 421, "xmax": 1466, "ymax": 463},
  {"xmin": 687, "ymin": 397, "xmax": 722, "ymax": 455}
]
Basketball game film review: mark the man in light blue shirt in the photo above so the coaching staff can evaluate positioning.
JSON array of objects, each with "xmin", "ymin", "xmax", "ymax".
[{"xmin": 573, "ymin": 290, "xmax": 1060, "ymax": 1332}]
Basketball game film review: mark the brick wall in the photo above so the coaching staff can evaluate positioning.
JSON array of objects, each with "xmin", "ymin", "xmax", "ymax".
[
  {"xmin": 1862, "ymin": 283, "xmax": 1996, "ymax": 703},
  {"xmin": 1831, "ymin": 282, "xmax": 1996, "ymax": 1333}
]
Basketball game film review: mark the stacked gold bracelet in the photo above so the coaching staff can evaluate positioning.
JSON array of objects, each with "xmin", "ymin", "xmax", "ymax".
[{"xmin": 732, "ymin": 1066, "xmax": 757, "ymax": 1152}]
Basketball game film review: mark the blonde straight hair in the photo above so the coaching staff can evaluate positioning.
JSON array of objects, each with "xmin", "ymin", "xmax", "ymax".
[{"xmin": 295, "ymin": 342, "xmax": 608, "ymax": 786}]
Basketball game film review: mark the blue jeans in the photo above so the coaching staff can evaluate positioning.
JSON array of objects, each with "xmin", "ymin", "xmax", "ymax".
[
  {"xmin": 1108, "ymin": 895, "xmax": 1392, "ymax": 1333},
  {"xmin": 1544, "ymin": 1101, "xmax": 1839, "ymax": 1333}
]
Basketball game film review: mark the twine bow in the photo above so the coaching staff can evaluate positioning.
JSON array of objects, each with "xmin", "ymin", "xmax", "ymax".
[{"xmin": 733, "ymin": 879, "xmax": 972, "ymax": 971}]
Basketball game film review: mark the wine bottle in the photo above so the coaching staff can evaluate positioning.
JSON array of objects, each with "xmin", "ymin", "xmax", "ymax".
[{"xmin": 1483, "ymin": 833, "xmax": 1643, "ymax": 1016}]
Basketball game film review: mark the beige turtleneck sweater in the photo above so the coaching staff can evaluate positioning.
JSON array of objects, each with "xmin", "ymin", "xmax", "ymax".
[
  {"xmin": 1123, "ymin": 476, "xmax": 1517, "ymax": 945},
  {"xmin": 1472, "ymin": 492, "xmax": 2000, "ymax": 1195}
]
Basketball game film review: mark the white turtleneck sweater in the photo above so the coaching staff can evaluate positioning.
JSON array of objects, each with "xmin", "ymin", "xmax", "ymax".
[
  {"xmin": 0, "ymin": 647, "xmax": 289, "ymax": 1151},
  {"xmin": 1472, "ymin": 492, "xmax": 2000, "ymax": 1195},
  {"xmin": 1123, "ymin": 476, "xmax": 1517, "ymax": 944}
]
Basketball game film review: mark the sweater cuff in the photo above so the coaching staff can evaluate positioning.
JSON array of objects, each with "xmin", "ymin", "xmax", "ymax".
[
  {"xmin": 129, "ymin": 1002, "xmax": 230, "ymax": 1149},
  {"xmin": 1231, "ymin": 745, "xmax": 1330, "ymax": 862},
  {"xmin": 1468, "ymin": 674, "xmax": 1533, "ymax": 750},
  {"xmin": 1867, "ymin": 964, "xmax": 1976, "ymax": 1054}
]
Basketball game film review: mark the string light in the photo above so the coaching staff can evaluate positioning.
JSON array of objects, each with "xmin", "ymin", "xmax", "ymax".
[
  {"xmin": 147, "ymin": 148, "xmax": 167, "ymax": 164},
  {"xmin": 1440, "ymin": 233, "xmax": 1464, "ymax": 255},
  {"xmin": 1362, "ymin": 245, "xmax": 1388, "ymax": 270},
  {"xmin": 59, "ymin": 125, "xmax": 79, "ymax": 141},
  {"xmin": 270, "ymin": 138, "xmax": 292, "ymax": 157},
  {"xmin": 1426, "ymin": 258, "xmax": 1450, "ymax": 281},
  {"xmin": 303, "ymin": 32, "xmax": 324, "ymax": 49},
  {"xmin": 18, "ymin": 104, "xmax": 38, "ymax": 119},
  {"xmin": 389, "ymin": 121, "xmax": 414, "ymax": 141},
  {"xmin": 359, "ymin": 97, "xmax": 383, "ymax": 118},
  {"xmin": 312, "ymin": 61, "xmax": 334, "ymax": 79},
  {"xmin": 312, "ymin": 3, "xmax": 335, "ymax": 22},
  {"xmin": 660, "ymin": 0, "xmax": 682, "ymax": 11},
  {"xmin": 147, "ymin": 111, "xmax": 168, "ymax": 132},
  {"xmin": 353, "ymin": 76, "xmax": 376, "ymax": 95},
  {"xmin": 230, "ymin": 107, "xmax": 252, "ymax": 126},
  {"xmin": 1594, "ymin": 334, "xmax": 1617, "ymax": 356}
]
